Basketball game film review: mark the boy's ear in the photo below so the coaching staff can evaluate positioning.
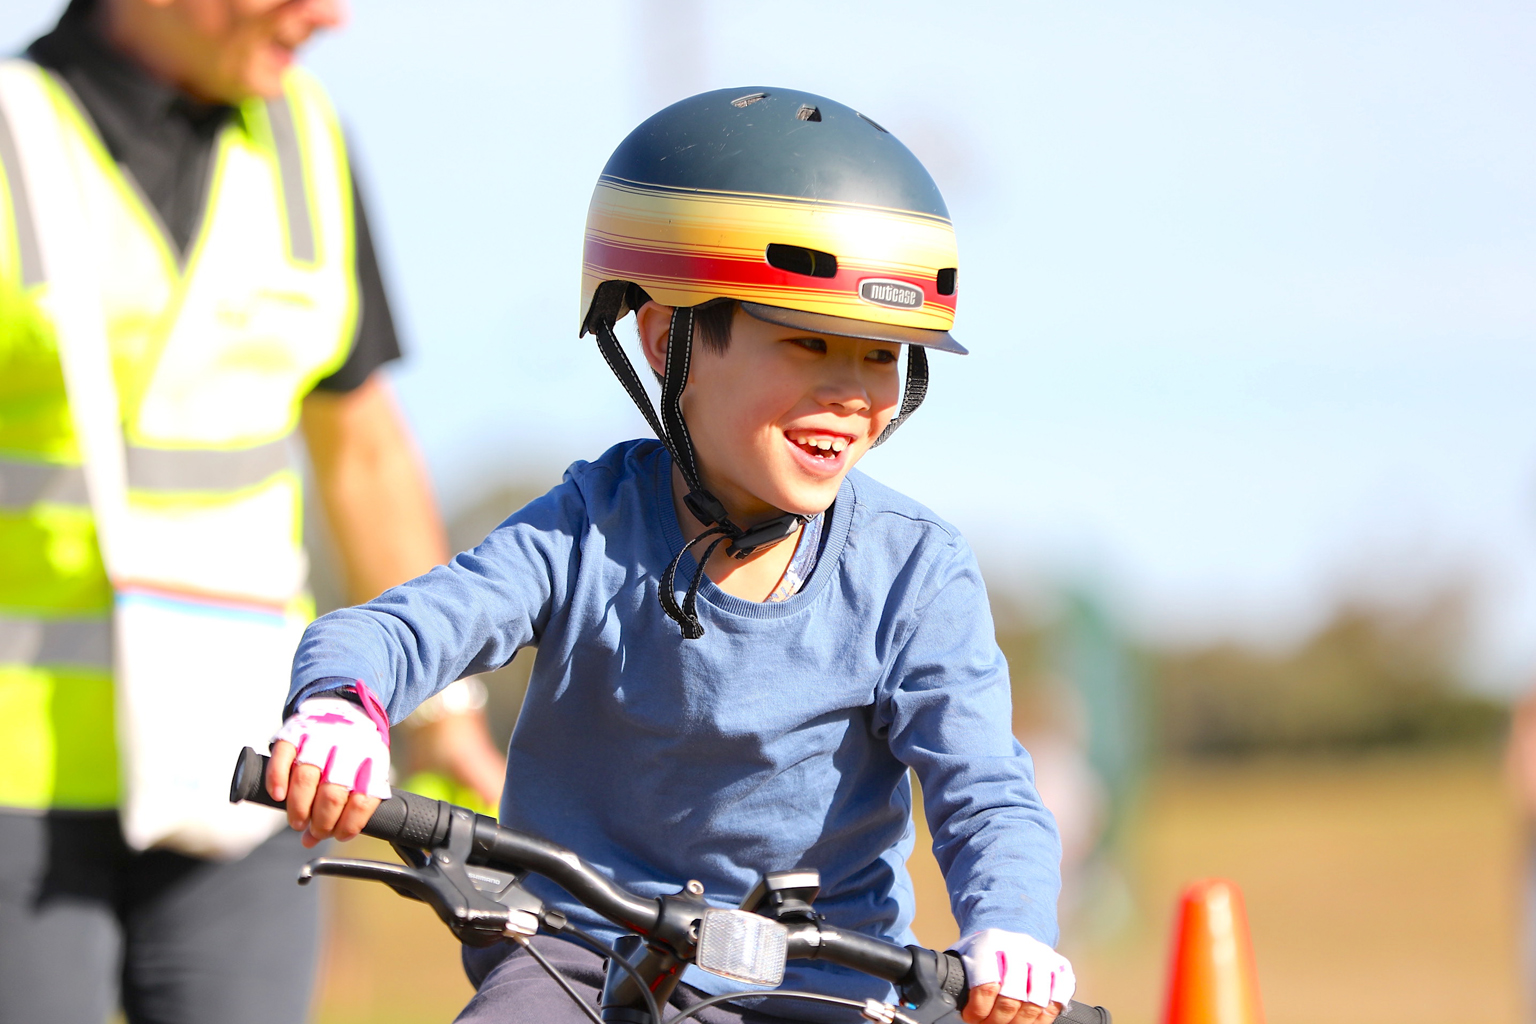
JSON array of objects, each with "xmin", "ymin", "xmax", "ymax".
[{"xmin": 634, "ymin": 302, "xmax": 675, "ymax": 376}]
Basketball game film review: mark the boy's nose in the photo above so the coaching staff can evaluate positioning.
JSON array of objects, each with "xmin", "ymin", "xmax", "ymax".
[{"xmin": 816, "ymin": 377, "xmax": 871, "ymax": 413}]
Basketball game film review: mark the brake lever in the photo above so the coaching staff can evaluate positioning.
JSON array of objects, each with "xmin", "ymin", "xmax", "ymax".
[
  {"xmin": 302, "ymin": 856, "xmax": 442, "ymax": 904},
  {"xmin": 300, "ymin": 804, "xmax": 542, "ymax": 947}
]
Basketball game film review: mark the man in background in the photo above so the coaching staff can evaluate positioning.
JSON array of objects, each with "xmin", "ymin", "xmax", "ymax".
[
  {"xmin": 0, "ymin": 0, "xmax": 504, "ymax": 1021},
  {"xmin": 1508, "ymin": 691, "xmax": 1536, "ymax": 1021}
]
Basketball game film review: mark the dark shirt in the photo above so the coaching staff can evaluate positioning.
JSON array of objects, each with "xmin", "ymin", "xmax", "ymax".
[{"xmin": 27, "ymin": 0, "xmax": 400, "ymax": 392}]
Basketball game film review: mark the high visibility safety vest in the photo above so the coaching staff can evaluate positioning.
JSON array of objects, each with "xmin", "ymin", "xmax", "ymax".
[{"xmin": 0, "ymin": 61, "xmax": 358, "ymax": 813}]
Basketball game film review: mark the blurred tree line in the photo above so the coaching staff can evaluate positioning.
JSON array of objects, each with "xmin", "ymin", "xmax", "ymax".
[
  {"xmin": 1153, "ymin": 592, "xmax": 1506, "ymax": 755},
  {"xmin": 998, "ymin": 585, "xmax": 1507, "ymax": 760}
]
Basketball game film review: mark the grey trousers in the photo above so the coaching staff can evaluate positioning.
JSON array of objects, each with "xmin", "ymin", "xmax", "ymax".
[
  {"xmin": 459, "ymin": 936, "xmax": 811, "ymax": 1023},
  {"xmin": 0, "ymin": 810, "xmax": 321, "ymax": 1024}
]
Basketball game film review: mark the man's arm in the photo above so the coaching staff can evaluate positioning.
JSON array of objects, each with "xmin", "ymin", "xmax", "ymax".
[{"xmin": 300, "ymin": 372, "xmax": 506, "ymax": 806}]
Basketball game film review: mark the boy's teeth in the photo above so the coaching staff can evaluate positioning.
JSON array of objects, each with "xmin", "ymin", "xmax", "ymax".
[{"xmin": 789, "ymin": 432, "xmax": 851, "ymax": 458}]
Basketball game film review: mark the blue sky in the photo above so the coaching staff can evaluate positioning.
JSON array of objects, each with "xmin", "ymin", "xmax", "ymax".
[{"xmin": 5, "ymin": 1, "xmax": 1534, "ymax": 685}]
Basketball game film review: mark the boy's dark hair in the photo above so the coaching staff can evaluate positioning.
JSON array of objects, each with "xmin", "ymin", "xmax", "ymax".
[
  {"xmin": 694, "ymin": 298, "xmax": 738, "ymax": 355},
  {"xmin": 624, "ymin": 285, "xmax": 735, "ymax": 356}
]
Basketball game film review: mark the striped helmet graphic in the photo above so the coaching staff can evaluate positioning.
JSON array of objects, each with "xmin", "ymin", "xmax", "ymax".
[{"xmin": 580, "ymin": 87, "xmax": 963, "ymax": 353}]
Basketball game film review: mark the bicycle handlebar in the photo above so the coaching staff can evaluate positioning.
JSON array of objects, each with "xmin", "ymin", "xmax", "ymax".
[
  {"xmin": 232, "ymin": 747, "xmax": 1110, "ymax": 1024},
  {"xmin": 232, "ymin": 747, "xmax": 661, "ymax": 933}
]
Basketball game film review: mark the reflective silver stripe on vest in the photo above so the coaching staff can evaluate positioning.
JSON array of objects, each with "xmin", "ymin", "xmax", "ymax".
[
  {"xmin": 0, "ymin": 614, "xmax": 110, "ymax": 669},
  {"xmin": 265, "ymin": 95, "xmax": 315, "ymax": 264},
  {"xmin": 0, "ymin": 458, "xmax": 89, "ymax": 508},
  {"xmin": 0, "ymin": 442, "xmax": 294, "ymax": 502},
  {"xmin": 125, "ymin": 436, "xmax": 295, "ymax": 493},
  {"xmin": 0, "ymin": 90, "xmax": 44, "ymax": 288}
]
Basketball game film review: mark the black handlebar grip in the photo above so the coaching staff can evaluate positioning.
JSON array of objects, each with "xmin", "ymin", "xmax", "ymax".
[
  {"xmin": 938, "ymin": 950, "xmax": 968, "ymax": 1006},
  {"xmin": 229, "ymin": 746, "xmax": 452, "ymax": 848},
  {"xmin": 1057, "ymin": 1001, "xmax": 1112, "ymax": 1024},
  {"xmin": 935, "ymin": 949, "xmax": 1110, "ymax": 1024},
  {"xmin": 360, "ymin": 789, "xmax": 451, "ymax": 847},
  {"xmin": 230, "ymin": 746, "xmax": 285, "ymax": 809}
]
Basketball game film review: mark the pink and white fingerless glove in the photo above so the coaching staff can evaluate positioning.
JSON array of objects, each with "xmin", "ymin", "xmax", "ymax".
[
  {"xmin": 272, "ymin": 692, "xmax": 393, "ymax": 800},
  {"xmin": 950, "ymin": 928, "xmax": 1076, "ymax": 1009}
]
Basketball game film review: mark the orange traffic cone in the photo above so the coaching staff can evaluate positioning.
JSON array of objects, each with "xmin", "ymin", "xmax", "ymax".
[{"xmin": 1161, "ymin": 878, "xmax": 1264, "ymax": 1024}]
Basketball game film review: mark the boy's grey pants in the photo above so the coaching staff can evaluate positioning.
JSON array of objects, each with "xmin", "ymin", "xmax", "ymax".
[
  {"xmin": 460, "ymin": 937, "xmax": 807, "ymax": 1023},
  {"xmin": 0, "ymin": 810, "xmax": 321, "ymax": 1024}
]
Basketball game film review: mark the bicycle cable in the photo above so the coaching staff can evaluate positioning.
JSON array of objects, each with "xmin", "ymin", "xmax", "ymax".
[
  {"xmin": 664, "ymin": 988, "xmax": 919, "ymax": 1024},
  {"xmin": 557, "ymin": 922, "xmax": 665, "ymax": 1024},
  {"xmin": 507, "ymin": 932, "xmax": 605, "ymax": 1024}
]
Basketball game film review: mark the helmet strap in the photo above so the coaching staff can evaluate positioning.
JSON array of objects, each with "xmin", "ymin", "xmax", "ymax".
[
  {"xmin": 586, "ymin": 284, "xmax": 807, "ymax": 638},
  {"xmin": 872, "ymin": 343, "xmax": 928, "ymax": 447}
]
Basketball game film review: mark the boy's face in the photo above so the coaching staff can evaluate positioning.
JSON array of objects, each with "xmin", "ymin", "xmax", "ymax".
[{"xmin": 640, "ymin": 304, "xmax": 903, "ymax": 521}]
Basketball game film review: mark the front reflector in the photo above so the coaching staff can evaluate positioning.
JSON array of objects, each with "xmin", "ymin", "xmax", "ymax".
[{"xmin": 695, "ymin": 908, "xmax": 788, "ymax": 987}]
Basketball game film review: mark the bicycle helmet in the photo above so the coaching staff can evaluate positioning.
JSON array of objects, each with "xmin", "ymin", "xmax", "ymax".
[{"xmin": 580, "ymin": 87, "xmax": 962, "ymax": 638}]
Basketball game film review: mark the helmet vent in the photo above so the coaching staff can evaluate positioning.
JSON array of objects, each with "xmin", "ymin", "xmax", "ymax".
[
  {"xmin": 796, "ymin": 104, "xmax": 822, "ymax": 122},
  {"xmin": 731, "ymin": 92, "xmax": 769, "ymax": 108},
  {"xmin": 936, "ymin": 268, "xmax": 957, "ymax": 295},
  {"xmin": 856, "ymin": 112, "xmax": 889, "ymax": 133},
  {"xmin": 766, "ymin": 244, "xmax": 838, "ymax": 279}
]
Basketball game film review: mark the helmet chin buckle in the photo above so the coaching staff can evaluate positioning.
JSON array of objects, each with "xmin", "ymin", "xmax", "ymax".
[
  {"xmin": 685, "ymin": 491, "xmax": 806, "ymax": 560},
  {"xmin": 683, "ymin": 490, "xmax": 729, "ymax": 529},
  {"xmin": 727, "ymin": 513, "xmax": 807, "ymax": 559}
]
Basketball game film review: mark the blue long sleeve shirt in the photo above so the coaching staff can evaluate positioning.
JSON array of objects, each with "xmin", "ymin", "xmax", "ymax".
[{"xmin": 289, "ymin": 440, "xmax": 1061, "ymax": 1009}]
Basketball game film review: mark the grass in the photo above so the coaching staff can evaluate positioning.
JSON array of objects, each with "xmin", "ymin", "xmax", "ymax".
[
  {"xmin": 1054, "ymin": 751, "xmax": 1524, "ymax": 1024},
  {"xmin": 311, "ymin": 750, "xmax": 1525, "ymax": 1024}
]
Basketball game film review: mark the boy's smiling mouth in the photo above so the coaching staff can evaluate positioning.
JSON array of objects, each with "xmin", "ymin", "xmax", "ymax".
[{"xmin": 784, "ymin": 428, "xmax": 856, "ymax": 468}]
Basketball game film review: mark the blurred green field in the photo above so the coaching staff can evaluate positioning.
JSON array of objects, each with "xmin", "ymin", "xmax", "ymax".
[
  {"xmin": 311, "ymin": 750, "xmax": 1524, "ymax": 1024},
  {"xmin": 1067, "ymin": 751, "xmax": 1522, "ymax": 1024}
]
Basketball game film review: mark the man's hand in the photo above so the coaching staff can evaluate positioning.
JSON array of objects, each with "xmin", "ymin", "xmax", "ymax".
[
  {"xmin": 268, "ymin": 697, "xmax": 391, "ymax": 847},
  {"xmin": 952, "ymin": 929, "xmax": 1075, "ymax": 1024}
]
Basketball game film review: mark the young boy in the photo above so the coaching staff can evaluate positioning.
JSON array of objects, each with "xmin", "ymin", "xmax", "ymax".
[{"xmin": 266, "ymin": 88, "xmax": 1074, "ymax": 1024}]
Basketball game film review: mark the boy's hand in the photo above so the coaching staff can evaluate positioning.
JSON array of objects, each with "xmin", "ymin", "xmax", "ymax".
[
  {"xmin": 952, "ymin": 928, "xmax": 1074, "ymax": 1024},
  {"xmin": 267, "ymin": 697, "xmax": 391, "ymax": 847}
]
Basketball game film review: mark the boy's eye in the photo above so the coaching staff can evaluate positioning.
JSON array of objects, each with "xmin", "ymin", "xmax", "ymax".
[
  {"xmin": 867, "ymin": 348, "xmax": 898, "ymax": 364},
  {"xmin": 792, "ymin": 337, "xmax": 827, "ymax": 353}
]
